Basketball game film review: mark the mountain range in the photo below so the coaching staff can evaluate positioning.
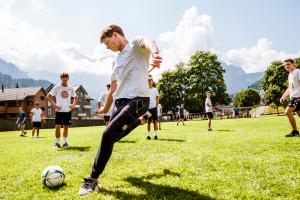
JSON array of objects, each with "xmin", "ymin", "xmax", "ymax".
[{"xmin": 0, "ymin": 58, "xmax": 264, "ymax": 96}]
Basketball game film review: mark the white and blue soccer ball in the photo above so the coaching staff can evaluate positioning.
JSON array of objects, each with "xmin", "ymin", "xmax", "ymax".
[{"xmin": 41, "ymin": 166, "xmax": 65, "ymax": 188}]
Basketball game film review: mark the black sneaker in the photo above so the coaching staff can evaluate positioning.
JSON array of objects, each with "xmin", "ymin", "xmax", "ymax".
[
  {"xmin": 154, "ymin": 135, "xmax": 158, "ymax": 140},
  {"xmin": 62, "ymin": 143, "xmax": 69, "ymax": 148},
  {"xmin": 24, "ymin": 132, "xmax": 27, "ymax": 136},
  {"xmin": 146, "ymin": 136, "xmax": 151, "ymax": 140},
  {"xmin": 53, "ymin": 143, "xmax": 61, "ymax": 148},
  {"xmin": 285, "ymin": 130, "xmax": 300, "ymax": 137},
  {"xmin": 208, "ymin": 128, "xmax": 212, "ymax": 131},
  {"xmin": 78, "ymin": 177, "xmax": 100, "ymax": 196}
]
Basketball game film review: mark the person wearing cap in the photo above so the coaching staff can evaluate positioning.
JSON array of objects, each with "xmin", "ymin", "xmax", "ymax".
[
  {"xmin": 47, "ymin": 73, "xmax": 78, "ymax": 148},
  {"xmin": 146, "ymin": 75, "xmax": 160, "ymax": 140},
  {"xmin": 97, "ymin": 84, "xmax": 114, "ymax": 126},
  {"xmin": 78, "ymin": 24, "xmax": 162, "ymax": 196}
]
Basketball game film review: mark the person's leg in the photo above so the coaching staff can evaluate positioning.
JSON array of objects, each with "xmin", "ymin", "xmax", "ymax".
[
  {"xmin": 90, "ymin": 98, "xmax": 149, "ymax": 179},
  {"xmin": 285, "ymin": 107, "xmax": 297, "ymax": 130},
  {"xmin": 208, "ymin": 118, "xmax": 211, "ymax": 129},
  {"xmin": 158, "ymin": 117, "xmax": 161, "ymax": 130},
  {"xmin": 32, "ymin": 127, "xmax": 35, "ymax": 137},
  {"xmin": 55, "ymin": 125, "xmax": 61, "ymax": 145},
  {"xmin": 36, "ymin": 128, "xmax": 39, "ymax": 137},
  {"xmin": 63, "ymin": 125, "xmax": 69, "ymax": 146}
]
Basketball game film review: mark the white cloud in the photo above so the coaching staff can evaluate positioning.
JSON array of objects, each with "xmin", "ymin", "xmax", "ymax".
[
  {"xmin": 29, "ymin": 0, "xmax": 46, "ymax": 13},
  {"xmin": 155, "ymin": 6, "xmax": 214, "ymax": 79},
  {"xmin": 222, "ymin": 38, "xmax": 300, "ymax": 73},
  {"xmin": 0, "ymin": 1, "xmax": 114, "ymax": 80}
]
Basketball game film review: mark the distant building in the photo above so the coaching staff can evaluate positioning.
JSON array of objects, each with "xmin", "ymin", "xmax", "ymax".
[
  {"xmin": 45, "ymin": 84, "xmax": 93, "ymax": 118},
  {"xmin": 0, "ymin": 86, "xmax": 48, "ymax": 119}
]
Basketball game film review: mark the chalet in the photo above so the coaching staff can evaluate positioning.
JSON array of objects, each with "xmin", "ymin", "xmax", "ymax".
[{"xmin": 0, "ymin": 86, "xmax": 48, "ymax": 119}]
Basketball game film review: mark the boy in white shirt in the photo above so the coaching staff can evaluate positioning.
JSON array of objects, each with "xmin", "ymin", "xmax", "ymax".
[
  {"xmin": 146, "ymin": 76, "xmax": 160, "ymax": 140},
  {"xmin": 78, "ymin": 24, "xmax": 162, "ymax": 196},
  {"xmin": 47, "ymin": 73, "xmax": 78, "ymax": 148},
  {"xmin": 205, "ymin": 91, "xmax": 214, "ymax": 131},
  {"xmin": 30, "ymin": 102, "xmax": 45, "ymax": 138}
]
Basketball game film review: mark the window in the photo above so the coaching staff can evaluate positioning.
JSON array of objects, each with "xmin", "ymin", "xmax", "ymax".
[
  {"xmin": 27, "ymin": 101, "xmax": 33, "ymax": 106},
  {"xmin": 48, "ymin": 109, "xmax": 51, "ymax": 115},
  {"xmin": 40, "ymin": 96, "xmax": 45, "ymax": 100},
  {"xmin": 41, "ymin": 107, "xmax": 45, "ymax": 111}
]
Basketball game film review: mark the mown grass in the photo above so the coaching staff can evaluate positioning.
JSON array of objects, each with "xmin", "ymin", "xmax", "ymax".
[{"xmin": 1, "ymin": 116, "xmax": 300, "ymax": 199}]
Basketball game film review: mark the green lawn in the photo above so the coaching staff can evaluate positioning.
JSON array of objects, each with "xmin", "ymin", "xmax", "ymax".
[{"xmin": 1, "ymin": 116, "xmax": 300, "ymax": 200}]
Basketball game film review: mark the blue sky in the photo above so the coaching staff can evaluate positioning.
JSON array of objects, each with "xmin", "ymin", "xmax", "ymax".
[{"xmin": 0, "ymin": 0, "xmax": 299, "ymax": 97}]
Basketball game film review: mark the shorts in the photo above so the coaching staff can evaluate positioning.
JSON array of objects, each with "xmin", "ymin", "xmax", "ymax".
[
  {"xmin": 104, "ymin": 115, "xmax": 110, "ymax": 123},
  {"xmin": 55, "ymin": 112, "xmax": 72, "ymax": 126},
  {"xmin": 148, "ymin": 108, "xmax": 158, "ymax": 121},
  {"xmin": 32, "ymin": 122, "xmax": 41, "ymax": 128},
  {"xmin": 17, "ymin": 123, "xmax": 25, "ymax": 129},
  {"xmin": 180, "ymin": 114, "xmax": 184, "ymax": 119},
  {"xmin": 288, "ymin": 97, "xmax": 300, "ymax": 111},
  {"xmin": 206, "ymin": 112, "xmax": 214, "ymax": 119}
]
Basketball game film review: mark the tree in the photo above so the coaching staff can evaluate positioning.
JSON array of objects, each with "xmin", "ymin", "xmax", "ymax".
[
  {"xmin": 185, "ymin": 51, "xmax": 230, "ymax": 112},
  {"xmin": 157, "ymin": 62, "xmax": 188, "ymax": 113},
  {"xmin": 234, "ymin": 88, "xmax": 261, "ymax": 107},
  {"xmin": 262, "ymin": 60, "xmax": 288, "ymax": 110}
]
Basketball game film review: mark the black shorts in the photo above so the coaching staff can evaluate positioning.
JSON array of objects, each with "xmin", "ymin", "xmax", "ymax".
[
  {"xmin": 32, "ymin": 122, "xmax": 41, "ymax": 128},
  {"xmin": 104, "ymin": 115, "xmax": 110, "ymax": 123},
  {"xmin": 288, "ymin": 97, "xmax": 300, "ymax": 112},
  {"xmin": 55, "ymin": 112, "xmax": 72, "ymax": 126},
  {"xmin": 206, "ymin": 112, "xmax": 214, "ymax": 119},
  {"xmin": 148, "ymin": 108, "xmax": 158, "ymax": 121},
  {"xmin": 180, "ymin": 114, "xmax": 184, "ymax": 119}
]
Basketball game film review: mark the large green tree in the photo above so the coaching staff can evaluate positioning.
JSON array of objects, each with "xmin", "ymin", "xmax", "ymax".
[
  {"xmin": 262, "ymin": 60, "xmax": 288, "ymax": 110},
  {"xmin": 234, "ymin": 88, "xmax": 261, "ymax": 107},
  {"xmin": 185, "ymin": 51, "xmax": 230, "ymax": 112}
]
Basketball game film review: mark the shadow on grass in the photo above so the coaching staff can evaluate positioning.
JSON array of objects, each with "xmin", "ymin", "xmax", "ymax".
[
  {"xmin": 118, "ymin": 140, "xmax": 136, "ymax": 143},
  {"xmin": 43, "ymin": 182, "xmax": 67, "ymax": 191},
  {"xmin": 158, "ymin": 138, "xmax": 185, "ymax": 142},
  {"xmin": 100, "ymin": 169, "xmax": 214, "ymax": 200},
  {"xmin": 62, "ymin": 146, "xmax": 91, "ymax": 151},
  {"xmin": 214, "ymin": 129, "xmax": 235, "ymax": 132}
]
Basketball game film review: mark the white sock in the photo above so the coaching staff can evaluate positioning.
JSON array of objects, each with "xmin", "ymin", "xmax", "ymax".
[
  {"xmin": 147, "ymin": 132, "xmax": 150, "ymax": 137},
  {"xmin": 63, "ymin": 137, "xmax": 67, "ymax": 144},
  {"xmin": 56, "ymin": 138, "xmax": 60, "ymax": 144},
  {"xmin": 154, "ymin": 131, "xmax": 157, "ymax": 136}
]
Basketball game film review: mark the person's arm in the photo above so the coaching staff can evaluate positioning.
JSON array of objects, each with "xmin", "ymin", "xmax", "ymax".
[
  {"xmin": 99, "ymin": 81, "xmax": 117, "ymax": 114},
  {"xmin": 41, "ymin": 112, "xmax": 46, "ymax": 123},
  {"xmin": 280, "ymin": 87, "xmax": 291, "ymax": 104},
  {"xmin": 16, "ymin": 116, "xmax": 20, "ymax": 124},
  {"xmin": 139, "ymin": 39, "xmax": 162, "ymax": 72},
  {"xmin": 21, "ymin": 116, "xmax": 26, "ymax": 124},
  {"xmin": 70, "ymin": 96, "xmax": 78, "ymax": 110},
  {"xmin": 46, "ymin": 94, "xmax": 61, "ymax": 110}
]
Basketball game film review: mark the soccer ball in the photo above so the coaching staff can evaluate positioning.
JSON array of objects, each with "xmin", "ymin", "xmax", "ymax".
[{"xmin": 41, "ymin": 166, "xmax": 65, "ymax": 188}]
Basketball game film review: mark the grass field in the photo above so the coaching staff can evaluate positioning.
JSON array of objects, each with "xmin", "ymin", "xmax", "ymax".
[{"xmin": 1, "ymin": 116, "xmax": 300, "ymax": 200}]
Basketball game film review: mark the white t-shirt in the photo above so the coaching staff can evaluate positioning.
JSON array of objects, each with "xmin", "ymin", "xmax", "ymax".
[
  {"xmin": 289, "ymin": 69, "xmax": 300, "ymax": 98},
  {"xmin": 31, "ymin": 108, "xmax": 43, "ymax": 122},
  {"xmin": 49, "ymin": 85, "xmax": 77, "ymax": 112},
  {"xmin": 111, "ymin": 36, "xmax": 150, "ymax": 100},
  {"xmin": 97, "ymin": 91, "xmax": 114, "ymax": 116},
  {"xmin": 157, "ymin": 103, "xmax": 162, "ymax": 116},
  {"xmin": 205, "ymin": 98, "xmax": 213, "ymax": 112},
  {"xmin": 149, "ymin": 87, "xmax": 159, "ymax": 109}
]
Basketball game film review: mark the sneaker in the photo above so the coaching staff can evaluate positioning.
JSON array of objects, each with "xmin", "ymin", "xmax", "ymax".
[
  {"xmin": 146, "ymin": 136, "xmax": 151, "ymax": 140},
  {"xmin": 53, "ymin": 143, "xmax": 61, "ymax": 148},
  {"xmin": 208, "ymin": 128, "xmax": 212, "ymax": 131},
  {"xmin": 176, "ymin": 123, "xmax": 178, "ymax": 126},
  {"xmin": 285, "ymin": 130, "xmax": 300, "ymax": 137},
  {"xmin": 24, "ymin": 132, "xmax": 27, "ymax": 136},
  {"xmin": 154, "ymin": 135, "xmax": 158, "ymax": 140},
  {"xmin": 78, "ymin": 177, "xmax": 100, "ymax": 196},
  {"xmin": 62, "ymin": 143, "xmax": 69, "ymax": 148}
]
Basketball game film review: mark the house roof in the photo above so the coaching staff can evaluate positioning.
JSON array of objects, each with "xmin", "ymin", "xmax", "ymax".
[
  {"xmin": 85, "ymin": 95, "xmax": 94, "ymax": 100},
  {"xmin": 0, "ymin": 87, "xmax": 44, "ymax": 101},
  {"xmin": 73, "ymin": 85, "xmax": 88, "ymax": 95}
]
